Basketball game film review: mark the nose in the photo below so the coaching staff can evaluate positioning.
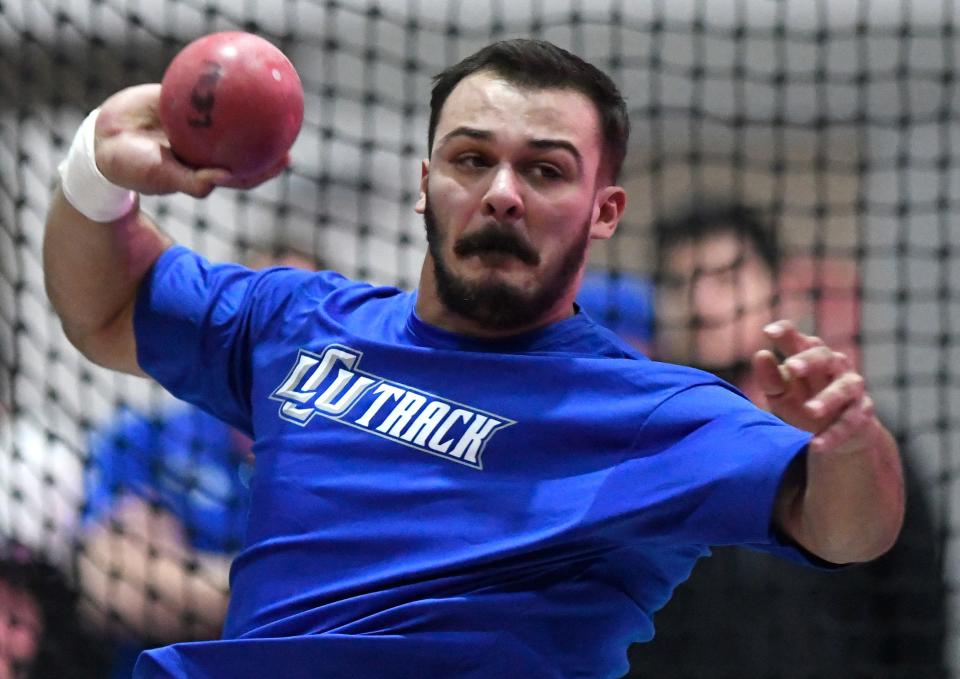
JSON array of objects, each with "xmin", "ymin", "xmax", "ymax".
[{"xmin": 481, "ymin": 165, "xmax": 524, "ymax": 222}]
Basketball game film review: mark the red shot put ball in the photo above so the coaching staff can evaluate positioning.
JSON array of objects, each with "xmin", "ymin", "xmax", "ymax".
[{"xmin": 159, "ymin": 31, "xmax": 304, "ymax": 179}]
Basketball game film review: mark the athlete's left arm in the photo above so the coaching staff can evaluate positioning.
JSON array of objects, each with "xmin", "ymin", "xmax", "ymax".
[{"xmin": 755, "ymin": 320, "xmax": 905, "ymax": 565}]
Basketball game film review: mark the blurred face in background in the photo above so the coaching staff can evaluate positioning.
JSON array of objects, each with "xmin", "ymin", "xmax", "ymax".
[
  {"xmin": 656, "ymin": 230, "xmax": 776, "ymax": 377},
  {"xmin": 0, "ymin": 580, "xmax": 41, "ymax": 679}
]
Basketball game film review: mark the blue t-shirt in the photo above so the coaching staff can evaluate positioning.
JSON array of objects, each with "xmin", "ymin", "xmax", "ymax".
[
  {"xmin": 85, "ymin": 406, "xmax": 251, "ymax": 554},
  {"xmin": 132, "ymin": 246, "xmax": 812, "ymax": 679}
]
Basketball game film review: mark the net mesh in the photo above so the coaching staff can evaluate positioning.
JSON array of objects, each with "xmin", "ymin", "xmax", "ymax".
[{"xmin": 1, "ymin": 1, "xmax": 957, "ymax": 677}]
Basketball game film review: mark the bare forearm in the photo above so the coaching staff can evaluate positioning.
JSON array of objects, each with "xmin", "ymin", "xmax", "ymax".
[
  {"xmin": 43, "ymin": 187, "xmax": 171, "ymax": 374},
  {"xmin": 759, "ymin": 321, "xmax": 905, "ymax": 564},
  {"xmin": 782, "ymin": 420, "xmax": 904, "ymax": 564},
  {"xmin": 45, "ymin": 86, "xmax": 287, "ymax": 373}
]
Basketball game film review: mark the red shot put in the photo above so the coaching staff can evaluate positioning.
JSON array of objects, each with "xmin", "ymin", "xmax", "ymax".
[{"xmin": 159, "ymin": 31, "xmax": 304, "ymax": 179}]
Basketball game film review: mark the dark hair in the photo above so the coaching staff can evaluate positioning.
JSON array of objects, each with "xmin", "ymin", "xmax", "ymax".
[
  {"xmin": 652, "ymin": 203, "xmax": 780, "ymax": 275},
  {"xmin": 428, "ymin": 39, "xmax": 630, "ymax": 184},
  {"xmin": 0, "ymin": 541, "xmax": 109, "ymax": 678}
]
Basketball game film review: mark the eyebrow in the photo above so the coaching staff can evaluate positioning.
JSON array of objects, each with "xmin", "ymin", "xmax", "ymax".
[{"xmin": 436, "ymin": 126, "xmax": 583, "ymax": 169}]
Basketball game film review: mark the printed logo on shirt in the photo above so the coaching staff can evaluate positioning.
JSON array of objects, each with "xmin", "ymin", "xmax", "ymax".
[{"xmin": 269, "ymin": 344, "xmax": 515, "ymax": 470}]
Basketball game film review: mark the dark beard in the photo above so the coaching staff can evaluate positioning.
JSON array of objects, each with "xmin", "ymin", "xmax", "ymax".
[{"xmin": 423, "ymin": 196, "xmax": 589, "ymax": 332}]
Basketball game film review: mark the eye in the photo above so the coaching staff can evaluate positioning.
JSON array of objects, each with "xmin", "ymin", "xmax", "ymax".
[
  {"xmin": 658, "ymin": 273, "xmax": 687, "ymax": 291},
  {"xmin": 528, "ymin": 163, "xmax": 564, "ymax": 180},
  {"xmin": 455, "ymin": 153, "xmax": 490, "ymax": 170},
  {"xmin": 717, "ymin": 268, "xmax": 739, "ymax": 286}
]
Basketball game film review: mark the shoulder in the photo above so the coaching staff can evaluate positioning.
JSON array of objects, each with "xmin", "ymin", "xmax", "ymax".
[
  {"xmin": 608, "ymin": 358, "xmax": 774, "ymax": 431},
  {"xmin": 251, "ymin": 265, "xmax": 407, "ymax": 319}
]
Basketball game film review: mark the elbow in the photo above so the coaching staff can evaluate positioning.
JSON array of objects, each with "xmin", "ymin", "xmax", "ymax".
[{"xmin": 57, "ymin": 304, "xmax": 146, "ymax": 377}]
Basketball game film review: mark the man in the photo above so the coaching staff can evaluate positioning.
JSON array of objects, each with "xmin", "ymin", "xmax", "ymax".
[
  {"xmin": 653, "ymin": 203, "xmax": 783, "ymax": 404},
  {"xmin": 631, "ymin": 203, "xmax": 944, "ymax": 677},
  {"xmin": 44, "ymin": 39, "xmax": 903, "ymax": 678}
]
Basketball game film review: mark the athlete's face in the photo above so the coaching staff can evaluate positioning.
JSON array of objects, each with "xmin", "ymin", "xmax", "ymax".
[
  {"xmin": 415, "ymin": 72, "xmax": 624, "ymax": 334},
  {"xmin": 656, "ymin": 231, "xmax": 776, "ymax": 372}
]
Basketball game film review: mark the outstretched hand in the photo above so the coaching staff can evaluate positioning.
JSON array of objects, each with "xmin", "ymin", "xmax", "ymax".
[
  {"xmin": 93, "ymin": 83, "xmax": 289, "ymax": 198},
  {"xmin": 752, "ymin": 320, "xmax": 877, "ymax": 455}
]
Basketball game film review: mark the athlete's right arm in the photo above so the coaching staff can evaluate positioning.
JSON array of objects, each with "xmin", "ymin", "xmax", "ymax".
[{"xmin": 44, "ymin": 84, "xmax": 287, "ymax": 376}]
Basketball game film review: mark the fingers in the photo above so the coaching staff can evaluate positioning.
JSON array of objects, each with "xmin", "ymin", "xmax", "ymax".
[
  {"xmin": 97, "ymin": 84, "xmax": 163, "ymax": 136},
  {"xmin": 781, "ymin": 346, "xmax": 850, "ymax": 381},
  {"xmin": 763, "ymin": 320, "xmax": 825, "ymax": 357},
  {"xmin": 188, "ymin": 168, "xmax": 232, "ymax": 198},
  {"xmin": 212, "ymin": 153, "xmax": 292, "ymax": 190},
  {"xmin": 805, "ymin": 370, "xmax": 866, "ymax": 420},
  {"xmin": 752, "ymin": 349, "xmax": 790, "ymax": 399},
  {"xmin": 95, "ymin": 84, "xmax": 291, "ymax": 198},
  {"xmin": 808, "ymin": 394, "xmax": 876, "ymax": 454}
]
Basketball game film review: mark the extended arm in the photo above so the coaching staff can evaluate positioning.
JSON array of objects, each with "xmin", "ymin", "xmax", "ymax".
[
  {"xmin": 758, "ymin": 320, "xmax": 904, "ymax": 564},
  {"xmin": 44, "ymin": 84, "xmax": 286, "ymax": 374}
]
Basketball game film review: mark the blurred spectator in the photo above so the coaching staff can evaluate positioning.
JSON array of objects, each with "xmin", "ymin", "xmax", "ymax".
[
  {"xmin": 0, "ymin": 538, "xmax": 107, "ymax": 679},
  {"xmin": 576, "ymin": 269, "xmax": 654, "ymax": 353},
  {"xmin": 78, "ymin": 408, "xmax": 251, "ymax": 666},
  {"xmin": 0, "ymin": 385, "xmax": 84, "ymax": 571},
  {"xmin": 622, "ymin": 203, "xmax": 946, "ymax": 678},
  {"xmin": 78, "ymin": 249, "xmax": 316, "ymax": 677}
]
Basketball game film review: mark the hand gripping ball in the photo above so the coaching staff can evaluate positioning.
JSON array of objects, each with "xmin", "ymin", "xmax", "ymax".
[{"xmin": 159, "ymin": 31, "xmax": 304, "ymax": 179}]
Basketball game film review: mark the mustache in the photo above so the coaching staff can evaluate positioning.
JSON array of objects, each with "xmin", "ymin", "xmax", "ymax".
[{"xmin": 453, "ymin": 224, "xmax": 540, "ymax": 266}]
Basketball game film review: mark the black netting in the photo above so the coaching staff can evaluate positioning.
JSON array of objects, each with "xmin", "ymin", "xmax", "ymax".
[{"xmin": 1, "ymin": 1, "xmax": 956, "ymax": 677}]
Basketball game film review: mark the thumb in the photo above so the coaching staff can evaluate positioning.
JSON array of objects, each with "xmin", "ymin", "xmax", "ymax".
[
  {"xmin": 192, "ymin": 168, "xmax": 233, "ymax": 196},
  {"xmin": 160, "ymin": 163, "xmax": 230, "ymax": 199},
  {"xmin": 752, "ymin": 349, "xmax": 790, "ymax": 402}
]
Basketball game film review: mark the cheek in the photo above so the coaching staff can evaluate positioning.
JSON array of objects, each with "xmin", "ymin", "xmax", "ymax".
[
  {"xmin": 9, "ymin": 625, "xmax": 40, "ymax": 661},
  {"xmin": 531, "ymin": 199, "xmax": 590, "ymax": 246},
  {"xmin": 430, "ymin": 183, "xmax": 477, "ymax": 231}
]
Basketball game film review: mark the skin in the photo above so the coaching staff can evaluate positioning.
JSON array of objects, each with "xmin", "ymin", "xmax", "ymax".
[
  {"xmin": 78, "ymin": 495, "xmax": 232, "ymax": 642},
  {"xmin": 656, "ymin": 232, "xmax": 776, "ymax": 377},
  {"xmin": 414, "ymin": 72, "xmax": 625, "ymax": 337},
  {"xmin": 76, "ymin": 261, "xmax": 292, "ymax": 642},
  {"xmin": 44, "ymin": 69, "xmax": 902, "ymax": 580},
  {"xmin": 0, "ymin": 581, "xmax": 41, "ymax": 679},
  {"xmin": 655, "ymin": 232, "xmax": 902, "ymax": 561}
]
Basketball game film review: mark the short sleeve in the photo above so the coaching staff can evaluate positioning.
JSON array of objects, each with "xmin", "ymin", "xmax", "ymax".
[
  {"xmin": 597, "ymin": 384, "xmax": 814, "ymax": 562},
  {"xmin": 134, "ymin": 246, "xmax": 337, "ymax": 433}
]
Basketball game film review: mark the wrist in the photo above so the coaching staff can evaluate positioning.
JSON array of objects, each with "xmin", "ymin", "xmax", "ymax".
[{"xmin": 57, "ymin": 108, "xmax": 137, "ymax": 222}]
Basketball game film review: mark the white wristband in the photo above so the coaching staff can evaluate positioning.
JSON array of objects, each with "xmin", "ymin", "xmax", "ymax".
[{"xmin": 57, "ymin": 108, "xmax": 137, "ymax": 222}]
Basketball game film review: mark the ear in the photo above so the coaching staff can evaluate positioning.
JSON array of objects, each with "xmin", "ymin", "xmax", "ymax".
[
  {"xmin": 589, "ymin": 185, "xmax": 626, "ymax": 240},
  {"xmin": 414, "ymin": 160, "xmax": 429, "ymax": 214}
]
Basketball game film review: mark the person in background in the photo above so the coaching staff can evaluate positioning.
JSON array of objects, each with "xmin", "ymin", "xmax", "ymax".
[
  {"xmin": 0, "ymin": 538, "xmax": 107, "ymax": 679},
  {"xmin": 79, "ymin": 249, "xmax": 317, "ymax": 678},
  {"xmin": 626, "ymin": 202, "xmax": 945, "ymax": 678},
  {"xmin": 576, "ymin": 269, "xmax": 654, "ymax": 354}
]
